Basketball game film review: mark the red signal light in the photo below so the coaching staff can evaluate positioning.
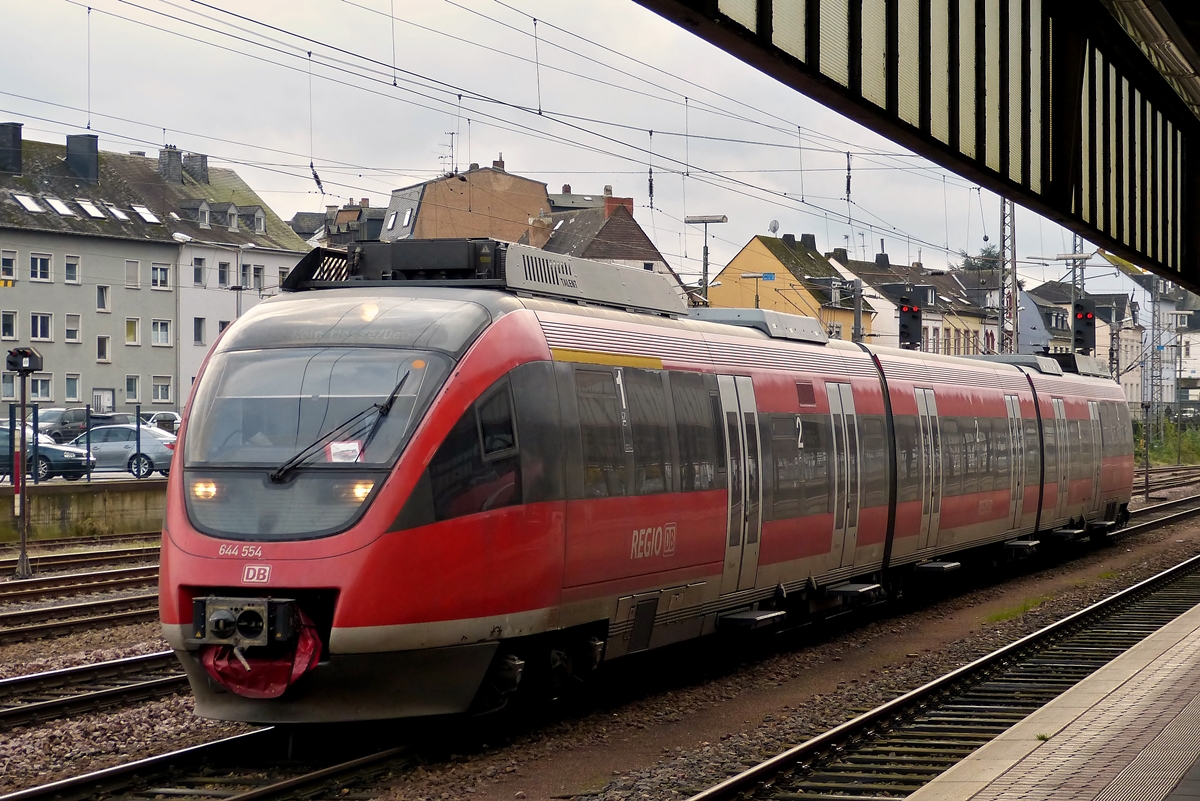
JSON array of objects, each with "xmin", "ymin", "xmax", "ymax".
[
  {"xmin": 1086, "ymin": 312, "xmax": 1094, "ymax": 319},
  {"xmin": 913, "ymin": 306, "xmax": 920, "ymax": 312},
  {"xmin": 1076, "ymin": 312, "xmax": 1083, "ymax": 319},
  {"xmin": 901, "ymin": 305, "xmax": 910, "ymax": 312}
]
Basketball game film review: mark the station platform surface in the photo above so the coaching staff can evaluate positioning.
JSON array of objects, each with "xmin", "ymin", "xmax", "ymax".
[{"xmin": 909, "ymin": 600, "xmax": 1200, "ymax": 801}]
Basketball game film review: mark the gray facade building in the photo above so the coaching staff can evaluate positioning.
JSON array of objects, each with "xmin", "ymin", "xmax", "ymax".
[{"xmin": 0, "ymin": 122, "xmax": 307, "ymax": 418}]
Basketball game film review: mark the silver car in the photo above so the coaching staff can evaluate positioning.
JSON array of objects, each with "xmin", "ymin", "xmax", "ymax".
[{"xmin": 71, "ymin": 424, "xmax": 176, "ymax": 478}]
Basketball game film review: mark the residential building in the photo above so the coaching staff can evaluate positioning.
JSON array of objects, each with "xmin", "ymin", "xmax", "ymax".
[
  {"xmin": 710, "ymin": 234, "xmax": 874, "ymax": 341},
  {"xmin": 0, "ymin": 123, "xmax": 306, "ymax": 414},
  {"xmin": 380, "ymin": 155, "xmax": 554, "ymax": 245}
]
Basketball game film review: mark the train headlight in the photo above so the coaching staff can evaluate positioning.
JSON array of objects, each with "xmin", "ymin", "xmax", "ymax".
[
  {"xmin": 192, "ymin": 480, "xmax": 218, "ymax": 500},
  {"xmin": 350, "ymin": 481, "xmax": 374, "ymax": 502}
]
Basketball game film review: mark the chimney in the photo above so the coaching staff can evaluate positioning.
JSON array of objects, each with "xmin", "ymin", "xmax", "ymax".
[
  {"xmin": 781, "ymin": 233, "xmax": 797, "ymax": 250},
  {"xmin": 0, "ymin": 122, "xmax": 21, "ymax": 176},
  {"xmin": 800, "ymin": 233, "xmax": 817, "ymax": 250},
  {"xmin": 603, "ymin": 185, "xmax": 613, "ymax": 197},
  {"xmin": 469, "ymin": 162, "xmax": 479, "ymax": 170},
  {"xmin": 875, "ymin": 252, "xmax": 891, "ymax": 267},
  {"xmin": 492, "ymin": 152, "xmax": 505, "ymax": 171},
  {"xmin": 358, "ymin": 198, "xmax": 368, "ymax": 207},
  {"xmin": 66, "ymin": 134, "xmax": 99, "ymax": 184},
  {"xmin": 604, "ymin": 195, "xmax": 634, "ymax": 219},
  {"xmin": 832, "ymin": 247, "xmax": 849, "ymax": 263},
  {"xmin": 182, "ymin": 152, "xmax": 209, "ymax": 184},
  {"xmin": 326, "ymin": 205, "xmax": 338, "ymax": 217},
  {"xmin": 157, "ymin": 145, "xmax": 183, "ymax": 183},
  {"xmin": 562, "ymin": 184, "xmax": 572, "ymax": 194}
]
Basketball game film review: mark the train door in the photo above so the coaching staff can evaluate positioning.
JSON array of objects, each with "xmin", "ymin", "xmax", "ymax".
[
  {"xmin": 1088, "ymin": 401, "xmax": 1103, "ymax": 515},
  {"xmin": 1005, "ymin": 395, "xmax": 1025, "ymax": 529},
  {"xmin": 718, "ymin": 376, "xmax": 762, "ymax": 594},
  {"xmin": 1052, "ymin": 398, "xmax": 1069, "ymax": 519},
  {"xmin": 915, "ymin": 388, "xmax": 942, "ymax": 549},
  {"xmin": 828, "ymin": 383, "xmax": 861, "ymax": 567}
]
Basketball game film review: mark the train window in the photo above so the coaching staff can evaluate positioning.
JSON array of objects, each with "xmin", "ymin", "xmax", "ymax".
[
  {"xmin": 801, "ymin": 418, "xmax": 832, "ymax": 515},
  {"xmin": 1024, "ymin": 419, "xmax": 1040, "ymax": 477},
  {"xmin": 893, "ymin": 416, "xmax": 922, "ymax": 504},
  {"xmin": 427, "ymin": 379, "xmax": 522, "ymax": 522},
  {"xmin": 577, "ymin": 368, "xmax": 628, "ymax": 497},
  {"xmin": 771, "ymin": 415, "xmax": 803, "ymax": 519},
  {"xmin": 626, "ymin": 369, "xmax": 674, "ymax": 494},
  {"xmin": 478, "ymin": 384, "xmax": 517, "ymax": 459},
  {"xmin": 1043, "ymin": 415, "xmax": 1057, "ymax": 480},
  {"xmin": 941, "ymin": 419, "xmax": 962, "ymax": 496},
  {"xmin": 859, "ymin": 417, "xmax": 887, "ymax": 508},
  {"xmin": 963, "ymin": 419, "xmax": 980, "ymax": 495},
  {"xmin": 671, "ymin": 372, "xmax": 719, "ymax": 492},
  {"xmin": 1069, "ymin": 420, "xmax": 1089, "ymax": 481},
  {"xmin": 992, "ymin": 417, "xmax": 1009, "ymax": 492}
]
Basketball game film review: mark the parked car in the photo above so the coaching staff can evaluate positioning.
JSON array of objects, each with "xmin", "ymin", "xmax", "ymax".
[
  {"xmin": 27, "ymin": 407, "xmax": 66, "ymax": 432},
  {"xmin": 139, "ymin": 410, "xmax": 181, "ymax": 433},
  {"xmin": 45, "ymin": 408, "xmax": 135, "ymax": 443},
  {"xmin": 0, "ymin": 427, "xmax": 93, "ymax": 481},
  {"xmin": 71, "ymin": 424, "xmax": 175, "ymax": 478},
  {"xmin": 0, "ymin": 422, "xmax": 55, "ymax": 446}
]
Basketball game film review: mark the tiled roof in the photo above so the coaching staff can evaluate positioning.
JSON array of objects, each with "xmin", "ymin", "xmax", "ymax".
[
  {"xmin": 833, "ymin": 253, "xmax": 989, "ymax": 318},
  {"xmin": 0, "ymin": 139, "xmax": 307, "ymax": 252},
  {"xmin": 543, "ymin": 205, "xmax": 666, "ymax": 263}
]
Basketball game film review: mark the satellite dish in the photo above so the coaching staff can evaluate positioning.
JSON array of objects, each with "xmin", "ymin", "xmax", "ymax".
[{"xmin": 768, "ymin": 219, "xmax": 779, "ymax": 234}]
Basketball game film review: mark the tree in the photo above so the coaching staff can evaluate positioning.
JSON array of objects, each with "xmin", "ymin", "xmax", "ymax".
[{"xmin": 955, "ymin": 243, "xmax": 1002, "ymax": 272}]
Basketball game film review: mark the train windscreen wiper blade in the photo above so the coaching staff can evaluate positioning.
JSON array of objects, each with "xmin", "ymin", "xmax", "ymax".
[
  {"xmin": 267, "ymin": 371, "xmax": 410, "ymax": 484},
  {"xmin": 357, "ymin": 370, "xmax": 410, "ymax": 457}
]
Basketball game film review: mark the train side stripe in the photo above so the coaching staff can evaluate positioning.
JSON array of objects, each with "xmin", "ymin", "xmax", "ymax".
[{"xmin": 549, "ymin": 347, "xmax": 663, "ymax": 369}]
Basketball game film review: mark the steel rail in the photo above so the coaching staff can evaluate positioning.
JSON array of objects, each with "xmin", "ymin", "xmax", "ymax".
[
  {"xmin": 0, "ymin": 651, "xmax": 185, "ymax": 729},
  {"xmin": 0, "ymin": 595, "xmax": 160, "ymax": 645},
  {"xmin": 0, "ymin": 566, "xmax": 159, "ymax": 604},
  {"xmin": 685, "ymin": 552, "xmax": 1200, "ymax": 800},
  {"xmin": 0, "ymin": 531, "xmax": 160, "ymax": 554},
  {"xmin": 0, "ymin": 546, "xmax": 159, "ymax": 574}
]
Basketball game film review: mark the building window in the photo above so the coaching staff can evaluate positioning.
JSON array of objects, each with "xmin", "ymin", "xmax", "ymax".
[
  {"xmin": 278, "ymin": 268, "xmax": 289, "ymax": 287},
  {"xmin": 252, "ymin": 265, "xmax": 264, "ymax": 290},
  {"xmin": 125, "ymin": 260, "xmax": 140, "ymax": 288},
  {"xmin": 241, "ymin": 263, "xmax": 250, "ymax": 286},
  {"xmin": 65, "ymin": 256, "xmax": 80, "ymax": 284},
  {"xmin": 194, "ymin": 317, "xmax": 206, "ymax": 345},
  {"xmin": 921, "ymin": 326, "xmax": 930, "ymax": 352},
  {"xmin": 126, "ymin": 375, "xmax": 140, "ymax": 402},
  {"xmin": 97, "ymin": 336, "xmax": 110, "ymax": 362},
  {"xmin": 65, "ymin": 374, "xmax": 80, "ymax": 402},
  {"xmin": 97, "ymin": 285, "xmax": 111, "ymax": 312},
  {"xmin": 30, "ymin": 374, "xmax": 51, "ymax": 401},
  {"xmin": 827, "ymin": 322, "xmax": 843, "ymax": 340},
  {"xmin": 255, "ymin": 214, "xmax": 265, "ymax": 233},
  {"xmin": 193, "ymin": 257, "xmax": 206, "ymax": 286},
  {"xmin": 218, "ymin": 320, "xmax": 230, "ymax": 334},
  {"xmin": 1, "ymin": 373, "xmax": 12, "ymax": 400},
  {"xmin": 0, "ymin": 250, "xmax": 14, "ymax": 280},
  {"xmin": 30, "ymin": 253, "xmax": 51, "ymax": 282},
  {"xmin": 218, "ymin": 262, "xmax": 229, "ymax": 287},
  {"xmin": 65, "ymin": 313, "xmax": 81, "ymax": 343},
  {"xmin": 30, "ymin": 313, "xmax": 52, "ymax": 341},
  {"xmin": 151, "ymin": 263, "xmax": 170, "ymax": 289},
  {"xmin": 126, "ymin": 318, "xmax": 140, "ymax": 345},
  {"xmin": 152, "ymin": 375, "xmax": 172, "ymax": 402},
  {"xmin": 931, "ymin": 328, "xmax": 940, "ymax": 354},
  {"xmin": 643, "ymin": 262, "xmax": 654, "ymax": 271},
  {"xmin": 1, "ymin": 311, "xmax": 14, "ymax": 340},
  {"xmin": 200, "ymin": 209, "xmax": 210, "ymax": 227},
  {"xmin": 151, "ymin": 319, "xmax": 171, "ymax": 346}
]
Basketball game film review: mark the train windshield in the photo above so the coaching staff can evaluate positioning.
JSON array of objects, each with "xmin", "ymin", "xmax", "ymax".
[{"xmin": 184, "ymin": 347, "xmax": 451, "ymax": 469}]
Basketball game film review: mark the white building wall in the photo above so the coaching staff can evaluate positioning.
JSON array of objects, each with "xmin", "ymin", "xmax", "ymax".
[{"xmin": 178, "ymin": 244, "xmax": 304, "ymax": 393}]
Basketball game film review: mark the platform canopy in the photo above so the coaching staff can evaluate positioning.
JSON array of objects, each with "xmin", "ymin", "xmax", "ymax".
[{"xmin": 636, "ymin": 0, "xmax": 1200, "ymax": 292}]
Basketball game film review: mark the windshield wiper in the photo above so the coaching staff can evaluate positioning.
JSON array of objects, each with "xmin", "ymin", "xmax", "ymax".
[{"xmin": 267, "ymin": 371, "xmax": 409, "ymax": 484}]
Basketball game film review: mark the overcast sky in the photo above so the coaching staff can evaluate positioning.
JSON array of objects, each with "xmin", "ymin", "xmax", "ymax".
[{"xmin": 3, "ymin": 0, "xmax": 1110, "ymax": 287}]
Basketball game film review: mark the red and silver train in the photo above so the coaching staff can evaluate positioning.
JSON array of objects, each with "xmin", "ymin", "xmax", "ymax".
[{"xmin": 159, "ymin": 238, "xmax": 1134, "ymax": 722}]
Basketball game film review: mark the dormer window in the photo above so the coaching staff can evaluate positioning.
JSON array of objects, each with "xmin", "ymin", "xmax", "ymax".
[
  {"xmin": 255, "ymin": 212, "xmax": 265, "ymax": 233},
  {"xmin": 199, "ymin": 209, "xmax": 209, "ymax": 227},
  {"xmin": 227, "ymin": 205, "xmax": 239, "ymax": 232}
]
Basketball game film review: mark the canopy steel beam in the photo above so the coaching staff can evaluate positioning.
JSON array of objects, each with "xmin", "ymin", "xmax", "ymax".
[{"xmin": 637, "ymin": 0, "xmax": 1200, "ymax": 292}]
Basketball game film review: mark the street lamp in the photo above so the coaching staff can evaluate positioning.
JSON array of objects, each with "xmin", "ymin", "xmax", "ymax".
[
  {"xmin": 737, "ymin": 272, "xmax": 775, "ymax": 309},
  {"xmin": 684, "ymin": 215, "xmax": 727, "ymax": 304}
]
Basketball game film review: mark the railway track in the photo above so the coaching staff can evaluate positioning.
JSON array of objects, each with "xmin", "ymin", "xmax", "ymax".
[
  {"xmin": 0, "ymin": 727, "xmax": 415, "ymax": 801},
  {"xmin": 0, "ymin": 545, "xmax": 159, "ymax": 575},
  {"xmin": 0, "ymin": 531, "xmax": 160, "ymax": 555},
  {"xmin": 0, "ymin": 593, "xmax": 159, "ymax": 645},
  {"xmin": 0, "ymin": 566, "xmax": 159, "ymax": 604},
  {"xmin": 685, "ymin": 550, "xmax": 1200, "ymax": 800},
  {"xmin": 0, "ymin": 652, "xmax": 185, "ymax": 729}
]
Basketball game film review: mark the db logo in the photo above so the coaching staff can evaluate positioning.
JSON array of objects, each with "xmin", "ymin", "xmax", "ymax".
[{"xmin": 242, "ymin": 564, "xmax": 271, "ymax": 583}]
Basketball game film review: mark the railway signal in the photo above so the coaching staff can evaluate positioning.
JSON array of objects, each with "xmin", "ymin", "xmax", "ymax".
[
  {"xmin": 899, "ymin": 300, "xmax": 922, "ymax": 350},
  {"xmin": 6, "ymin": 346, "xmax": 42, "ymax": 579},
  {"xmin": 1073, "ymin": 298, "xmax": 1096, "ymax": 355}
]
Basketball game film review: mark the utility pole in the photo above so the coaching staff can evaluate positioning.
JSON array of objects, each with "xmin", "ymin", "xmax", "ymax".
[
  {"xmin": 1000, "ymin": 199, "xmax": 1018, "ymax": 353},
  {"xmin": 852, "ymin": 279, "xmax": 864, "ymax": 343},
  {"xmin": 685, "ymin": 215, "xmax": 727, "ymax": 304}
]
